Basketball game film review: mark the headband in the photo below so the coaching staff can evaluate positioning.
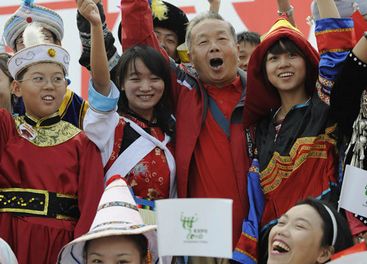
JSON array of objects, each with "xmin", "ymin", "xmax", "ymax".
[{"xmin": 323, "ymin": 204, "xmax": 337, "ymax": 247}]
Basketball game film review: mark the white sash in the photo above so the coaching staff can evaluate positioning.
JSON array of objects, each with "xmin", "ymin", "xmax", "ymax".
[{"xmin": 105, "ymin": 117, "xmax": 176, "ymax": 198}]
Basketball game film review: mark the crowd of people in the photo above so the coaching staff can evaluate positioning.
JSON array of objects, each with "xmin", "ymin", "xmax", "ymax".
[{"xmin": 1, "ymin": 0, "xmax": 367, "ymax": 263}]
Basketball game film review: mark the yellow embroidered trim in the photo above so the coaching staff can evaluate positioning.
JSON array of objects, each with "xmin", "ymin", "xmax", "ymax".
[
  {"xmin": 315, "ymin": 27, "xmax": 354, "ymax": 36},
  {"xmin": 25, "ymin": 112, "xmax": 59, "ymax": 128},
  {"xmin": 318, "ymin": 76, "xmax": 334, "ymax": 89},
  {"xmin": 319, "ymin": 48, "xmax": 351, "ymax": 55},
  {"xmin": 261, "ymin": 145, "xmax": 326, "ymax": 185},
  {"xmin": 241, "ymin": 232, "xmax": 257, "ymax": 242},
  {"xmin": 56, "ymin": 214, "xmax": 75, "ymax": 220},
  {"xmin": 59, "ymin": 88, "xmax": 73, "ymax": 118},
  {"xmin": 234, "ymin": 247, "xmax": 257, "ymax": 262},
  {"xmin": 262, "ymin": 19, "xmax": 303, "ymax": 41},
  {"xmin": 325, "ymin": 123, "xmax": 337, "ymax": 135},
  {"xmin": 14, "ymin": 116, "xmax": 81, "ymax": 147},
  {"xmin": 0, "ymin": 188, "xmax": 78, "ymax": 220},
  {"xmin": 316, "ymin": 81, "xmax": 330, "ymax": 105},
  {"xmin": 261, "ymin": 134, "xmax": 336, "ymax": 194},
  {"xmin": 79, "ymin": 100, "xmax": 89, "ymax": 129},
  {"xmin": 56, "ymin": 193, "xmax": 77, "ymax": 199},
  {"xmin": 0, "ymin": 188, "xmax": 49, "ymax": 216}
]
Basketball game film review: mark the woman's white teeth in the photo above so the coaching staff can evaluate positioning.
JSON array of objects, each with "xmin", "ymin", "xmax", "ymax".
[
  {"xmin": 42, "ymin": 95, "xmax": 54, "ymax": 101},
  {"xmin": 139, "ymin": 95, "xmax": 153, "ymax": 100},
  {"xmin": 272, "ymin": 241, "xmax": 290, "ymax": 253},
  {"xmin": 279, "ymin": 72, "xmax": 293, "ymax": 78}
]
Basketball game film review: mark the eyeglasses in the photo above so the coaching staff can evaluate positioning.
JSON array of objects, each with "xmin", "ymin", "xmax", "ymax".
[{"xmin": 18, "ymin": 75, "xmax": 66, "ymax": 88}]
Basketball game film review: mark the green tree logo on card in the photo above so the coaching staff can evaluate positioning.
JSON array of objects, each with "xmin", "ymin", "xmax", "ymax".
[{"xmin": 180, "ymin": 213, "xmax": 208, "ymax": 242}]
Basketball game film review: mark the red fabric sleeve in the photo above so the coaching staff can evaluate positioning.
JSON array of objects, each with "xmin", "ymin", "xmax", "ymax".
[
  {"xmin": 73, "ymin": 135, "xmax": 104, "ymax": 238},
  {"xmin": 0, "ymin": 109, "xmax": 16, "ymax": 157},
  {"xmin": 120, "ymin": 0, "xmax": 168, "ymax": 60}
]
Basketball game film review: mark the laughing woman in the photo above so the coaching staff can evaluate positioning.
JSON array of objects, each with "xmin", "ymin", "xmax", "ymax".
[
  {"xmin": 267, "ymin": 198, "xmax": 353, "ymax": 264},
  {"xmin": 242, "ymin": 0, "xmax": 356, "ymax": 261}
]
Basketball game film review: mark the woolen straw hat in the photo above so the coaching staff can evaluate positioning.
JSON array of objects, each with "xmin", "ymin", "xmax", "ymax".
[
  {"xmin": 57, "ymin": 175, "xmax": 157, "ymax": 264},
  {"xmin": 0, "ymin": 238, "xmax": 18, "ymax": 264},
  {"xmin": 3, "ymin": 0, "xmax": 64, "ymax": 50}
]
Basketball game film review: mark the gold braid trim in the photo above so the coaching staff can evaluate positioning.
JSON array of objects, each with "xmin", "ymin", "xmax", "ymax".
[
  {"xmin": 319, "ymin": 48, "xmax": 351, "ymax": 55},
  {"xmin": 233, "ymin": 247, "xmax": 257, "ymax": 262},
  {"xmin": 59, "ymin": 88, "xmax": 73, "ymax": 118},
  {"xmin": 15, "ymin": 116, "xmax": 81, "ymax": 147},
  {"xmin": 261, "ymin": 133, "xmax": 336, "ymax": 194},
  {"xmin": 315, "ymin": 27, "xmax": 354, "ymax": 35}
]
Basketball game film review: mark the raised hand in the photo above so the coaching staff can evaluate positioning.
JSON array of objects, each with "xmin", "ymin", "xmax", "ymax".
[
  {"xmin": 208, "ymin": 0, "xmax": 221, "ymax": 13},
  {"xmin": 77, "ymin": 0, "xmax": 101, "ymax": 26}
]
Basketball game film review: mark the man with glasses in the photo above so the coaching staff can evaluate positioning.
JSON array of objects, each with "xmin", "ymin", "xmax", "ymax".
[{"xmin": 3, "ymin": 0, "xmax": 88, "ymax": 129}]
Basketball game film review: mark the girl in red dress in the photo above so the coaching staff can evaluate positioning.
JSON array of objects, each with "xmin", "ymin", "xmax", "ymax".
[{"xmin": 79, "ymin": 0, "xmax": 176, "ymax": 211}]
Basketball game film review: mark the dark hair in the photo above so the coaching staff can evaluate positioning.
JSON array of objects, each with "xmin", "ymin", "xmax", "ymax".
[
  {"xmin": 84, "ymin": 234, "xmax": 148, "ymax": 262},
  {"xmin": 0, "ymin": 53, "xmax": 12, "ymax": 81},
  {"xmin": 237, "ymin": 31, "xmax": 260, "ymax": 46},
  {"xmin": 297, "ymin": 198, "xmax": 353, "ymax": 253},
  {"xmin": 0, "ymin": 52, "xmax": 17, "ymax": 109},
  {"xmin": 114, "ymin": 45, "xmax": 175, "ymax": 137},
  {"xmin": 261, "ymin": 38, "xmax": 315, "ymax": 97}
]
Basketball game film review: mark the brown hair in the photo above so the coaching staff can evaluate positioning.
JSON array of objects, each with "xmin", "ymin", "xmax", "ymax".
[{"xmin": 0, "ymin": 53, "xmax": 12, "ymax": 82}]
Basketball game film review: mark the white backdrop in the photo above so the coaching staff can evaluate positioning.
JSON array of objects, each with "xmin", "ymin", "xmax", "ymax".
[{"xmin": 0, "ymin": 0, "xmax": 314, "ymax": 98}]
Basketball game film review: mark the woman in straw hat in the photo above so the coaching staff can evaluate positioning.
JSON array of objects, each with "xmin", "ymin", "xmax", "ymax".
[
  {"xmin": 3, "ymin": 0, "xmax": 88, "ymax": 129},
  {"xmin": 57, "ymin": 175, "xmax": 157, "ymax": 264},
  {"xmin": 0, "ymin": 22, "xmax": 104, "ymax": 264}
]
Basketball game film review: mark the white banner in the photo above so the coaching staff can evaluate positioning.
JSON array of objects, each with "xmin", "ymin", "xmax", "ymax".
[
  {"xmin": 0, "ymin": 0, "xmax": 314, "ymax": 98},
  {"xmin": 339, "ymin": 165, "xmax": 367, "ymax": 217},
  {"xmin": 156, "ymin": 198, "xmax": 232, "ymax": 259},
  {"xmin": 329, "ymin": 252, "xmax": 367, "ymax": 264}
]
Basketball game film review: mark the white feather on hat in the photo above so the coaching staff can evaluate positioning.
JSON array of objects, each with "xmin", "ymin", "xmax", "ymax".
[
  {"xmin": 3, "ymin": 0, "xmax": 64, "ymax": 50},
  {"xmin": 22, "ymin": 22, "xmax": 46, "ymax": 48},
  {"xmin": 7, "ymin": 22, "xmax": 70, "ymax": 80}
]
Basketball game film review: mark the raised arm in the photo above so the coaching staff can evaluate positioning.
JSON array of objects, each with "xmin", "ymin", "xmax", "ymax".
[
  {"xmin": 76, "ymin": 0, "xmax": 119, "ymax": 73},
  {"xmin": 315, "ymin": 0, "xmax": 340, "ymax": 19},
  {"xmin": 352, "ymin": 34, "xmax": 367, "ymax": 62},
  {"xmin": 120, "ymin": 0, "xmax": 168, "ymax": 59},
  {"xmin": 277, "ymin": 0, "xmax": 296, "ymax": 27},
  {"xmin": 314, "ymin": 0, "xmax": 354, "ymax": 104},
  {"xmin": 330, "ymin": 35, "xmax": 367, "ymax": 138},
  {"xmin": 78, "ymin": 0, "xmax": 110, "ymax": 96},
  {"xmin": 209, "ymin": 0, "xmax": 221, "ymax": 13}
]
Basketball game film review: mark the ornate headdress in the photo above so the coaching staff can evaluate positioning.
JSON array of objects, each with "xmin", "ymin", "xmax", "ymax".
[
  {"xmin": 3, "ymin": 0, "xmax": 64, "ymax": 50},
  {"xmin": 7, "ymin": 23, "xmax": 69, "ymax": 79}
]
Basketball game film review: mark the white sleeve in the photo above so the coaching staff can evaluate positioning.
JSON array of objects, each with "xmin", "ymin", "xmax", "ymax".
[{"xmin": 83, "ymin": 80, "xmax": 121, "ymax": 166}]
